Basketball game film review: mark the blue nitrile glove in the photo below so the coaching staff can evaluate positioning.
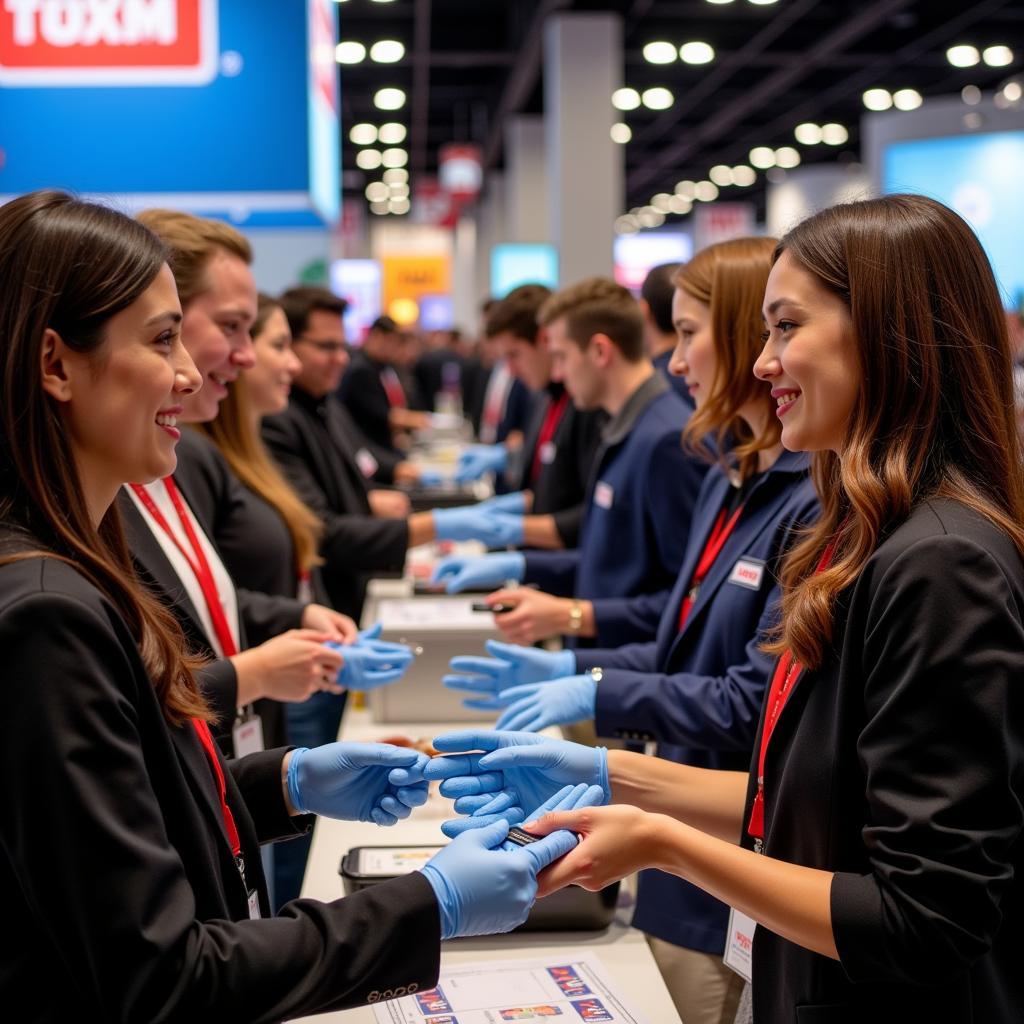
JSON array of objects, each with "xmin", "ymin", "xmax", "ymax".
[
  {"xmin": 424, "ymin": 730, "xmax": 609, "ymax": 838},
  {"xmin": 325, "ymin": 640, "xmax": 413, "ymax": 691},
  {"xmin": 453, "ymin": 444, "xmax": 508, "ymax": 483},
  {"xmin": 417, "ymin": 468, "xmax": 445, "ymax": 487},
  {"xmin": 286, "ymin": 743, "xmax": 430, "ymax": 825},
  {"xmin": 419, "ymin": 817, "xmax": 578, "ymax": 938},
  {"xmin": 354, "ymin": 621, "xmax": 414, "ymax": 657},
  {"xmin": 429, "ymin": 552, "xmax": 525, "ymax": 594},
  {"xmin": 477, "ymin": 491, "xmax": 528, "ymax": 515},
  {"xmin": 358, "ymin": 621, "xmax": 383, "ymax": 642},
  {"xmin": 431, "ymin": 506, "xmax": 524, "ymax": 547},
  {"xmin": 441, "ymin": 773, "xmax": 606, "ymax": 837},
  {"xmin": 444, "ymin": 640, "xmax": 576, "ymax": 711},
  {"xmin": 494, "ymin": 674, "xmax": 598, "ymax": 732}
]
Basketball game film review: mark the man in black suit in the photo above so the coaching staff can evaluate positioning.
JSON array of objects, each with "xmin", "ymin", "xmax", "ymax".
[{"xmin": 338, "ymin": 315, "xmax": 429, "ymax": 453}]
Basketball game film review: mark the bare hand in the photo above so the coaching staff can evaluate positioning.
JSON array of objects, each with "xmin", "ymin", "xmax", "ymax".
[
  {"xmin": 301, "ymin": 604, "xmax": 358, "ymax": 643},
  {"xmin": 368, "ymin": 488, "xmax": 412, "ymax": 519},
  {"xmin": 523, "ymin": 804, "xmax": 663, "ymax": 898},
  {"xmin": 488, "ymin": 588, "xmax": 571, "ymax": 645},
  {"xmin": 251, "ymin": 629, "xmax": 345, "ymax": 702}
]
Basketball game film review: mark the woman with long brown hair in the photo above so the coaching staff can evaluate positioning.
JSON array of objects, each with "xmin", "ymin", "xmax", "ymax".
[
  {"xmin": 430, "ymin": 195, "xmax": 1024, "ymax": 1022},
  {"xmin": 441, "ymin": 236, "xmax": 820, "ymax": 1024},
  {"xmin": 0, "ymin": 189, "xmax": 591, "ymax": 1020}
]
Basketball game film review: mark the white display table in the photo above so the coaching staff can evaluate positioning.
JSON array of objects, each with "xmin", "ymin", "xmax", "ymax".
[{"xmin": 289, "ymin": 707, "xmax": 682, "ymax": 1024}]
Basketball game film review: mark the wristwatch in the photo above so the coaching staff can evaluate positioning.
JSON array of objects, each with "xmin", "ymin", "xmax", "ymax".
[{"xmin": 567, "ymin": 600, "xmax": 584, "ymax": 632}]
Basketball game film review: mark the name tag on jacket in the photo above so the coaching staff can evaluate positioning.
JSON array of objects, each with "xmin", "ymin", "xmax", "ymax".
[
  {"xmin": 594, "ymin": 481, "xmax": 614, "ymax": 509},
  {"xmin": 728, "ymin": 557, "xmax": 765, "ymax": 590},
  {"xmin": 355, "ymin": 447, "xmax": 379, "ymax": 478}
]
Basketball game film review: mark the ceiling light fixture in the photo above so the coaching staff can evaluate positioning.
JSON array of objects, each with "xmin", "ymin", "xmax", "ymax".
[
  {"xmin": 862, "ymin": 88, "xmax": 893, "ymax": 111},
  {"xmin": 365, "ymin": 181, "xmax": 390, "ymax": 202},
  {"xmin": 946, "ymin": 44, "xmax": 980, "ymax": 68},
  {"xmin": 642, "ymin": 87, "xmax": 674, "ymax": 110},
  {"xmin": 611, "ymin": 122, "xmax": 632, "ymax": 144},
  {"xmin": 378, "ymin": 122, "xmax": 407, "ymax": 145},
  {"xmin": 669, "ymin": 195, "xmax": 693, "ymax": 214},
  {"xmin": 675, "ymin": 180, "xmax": 696, "ymax": 199},
  {"xmin": 381, "ymin": 147, "xmax": 408, "ymax": 168},
  {"xmin": 794, "ymin": 122, "xmax": 822, "ymax": 145},
  {"xmin": 335, "ymin": 41, "xmax": 366, "ymax": 64},
  {"xmin": 983, "ymin": 45, "xmax": 1014, "ymax": 67},
  {"xmin": 643, "ymin": 41, "xmax": 677, "ymax": 64},
  {"xmin": 731, "ymin": 165, "xmax": 756, "ymax": 186},
  {"xmin": 892, "ymin": 88, "xmax": 922, "ymax": 111},
  {"xmin": 774, "ymin": 146, "xmax": 801, "ymax": 168},
  {"xmin": 349, "ymin": 123, "xmax": 378, "ymax": 145},
  {"xmin": 694, "ymin": 180, "xmax": 719, "ymax": 202},
  {"xmin": 382, "ymin": 168, "xmax": 408, "ymax": 184},
  {"xmin": 821, "ymin": 123, "xmax": 848, "ymax": 145},
  {"xmin": 748, "ymin": 146, "xmax": 776, "ymax": 169},
  {"xmin": 369, "ymin": 40, "xmax": 405, "ymax": 63},
  {"xmin": 680, "ymin": 41, "xmax": 715, "ymax": 65},
  {"xmin": 709, "ymin": 164, "xmax": 734, "ymax": 186},
  {"xmin": 355, "ymin": 149, "xmax": 383, "ymax": 170},
  {"xmin": 374, "ymin": 87, "xmax": 406, "ymax": 110},
  {"xmin": 612, "ymin": 87, "xmax": 641, "ymax": 111}
]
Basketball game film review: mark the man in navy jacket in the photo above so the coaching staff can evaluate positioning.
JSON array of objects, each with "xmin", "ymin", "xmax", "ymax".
[{"xmin": 436, "ymin": 277, "xmax": 706, "ymax": 648}]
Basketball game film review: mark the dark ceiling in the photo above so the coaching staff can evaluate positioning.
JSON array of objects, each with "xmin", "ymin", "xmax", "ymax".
[{"xmin": 338, "ymin": 0, "xmax": 1024, "ymax": 222}]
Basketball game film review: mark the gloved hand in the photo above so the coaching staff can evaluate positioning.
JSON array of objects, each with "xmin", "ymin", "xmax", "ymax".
[
  {"xmin": 417, "ymin": 468, "xmax": 446, "ymax": 487},
  {"xmin": 476, "ymin": 491, "xmax": 528, "ymax": 516},
  {"xmin": 419, "ymin": 813, "xmax": 578, "ymax": 938},
  {"xmin": 432, "ymin": 506, "xmax": 524, "ymax": 547},
  {"xmin": 494, "ymin": 674, "xmax": 598, "ymax": 732},
  {"xmin": 444, "ymin": 640, "xmax": 576, "ymax": 711},
  {"xmin": 453, "ymin": 444, "xmax": 508, "ymax": 483},
  {"xmin": 423, "ymin": 730, "xmax": 610, "ymax": 838},
  {"xmin": 441, "ymin": 768, "xmax": 606, "ymax": 837},
  {"xmin": 429, "ymin": 552, "xmax": 526, "ymax": 594},
  {"xmin": 286, "ymin": 743, "xmax": 430, "ymax": 825},
  {"xmin": 325, "ymin": 640, "xmax": 413, "ymax": 691},
  {"xmin": 355, "ymin": 621, "xmax": 414, "ymax": 657}
]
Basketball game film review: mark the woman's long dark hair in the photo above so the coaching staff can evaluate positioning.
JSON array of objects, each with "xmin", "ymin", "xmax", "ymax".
[
  {"xmin": 769, "ymin": 193, "xmax": 1024, "ymax": 667},
  {"xmin": 0, "ymin": 190, "xmax": 210, "ymax": 724}
]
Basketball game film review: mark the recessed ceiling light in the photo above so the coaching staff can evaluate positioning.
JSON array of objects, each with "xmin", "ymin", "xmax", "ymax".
[
  {"xmin": 694, "ymin": 180, "xmax": 719, "ymax": 202},
  {"xmin": 383, "ymin": 167, "xmax": 409, "ymax": 184},
  {"xmin": 349, "ymin": 123, "xmax": 378, "ymax": 146},
  {"xmin": 821, "ymin": 123, "xmax": 848, "ymax": 145},
  {"xmin": 961, "ymin": 85, "xmax": 982, "ymax": 105},
  {"xmin": 365, "ymin": 181, "xmax": 390, "ymax": 202},
  {"xmin": 381, "ymin": 148, "xmax": 408, "ymax": 168},
  {"xmin": 749, "ymin": 146, "xmax": 776, "ymax": 169},
  {"xmin": 680, "ymin": 41, "xmax": 715, "ymax": 65},
  {"xmin": 335, "ymin": 41, "xmax": 366, "ymax": 64},
  {"xmin": 946, "ymin": 44, "xmax": 980, "ymax": 68},
  {"xmin": 615, "ymin": 215, "xmax": 640, "ymax": 235},
  {"xmin": 732, "ymin": 165, "xmax": 756, "ymax": 186},
  {"xmin": 389, "ymin": 197, "xmax": 411, "ymax": 215},
  {"xmin": 983, "ymin": 45, "xmax": 1014, "ymax": 67},
  {"xmin": 356, "ymin": 149, "xmax": 383, "ymax": 170},
  {"xmin": 374, "ymin": 87, "xmax": 406, "ymax": 110},
  {"xmin": 369, "ymin": 200, "xmax": 390, "ymax": 215},
  {"xmin": 774, "ymin": 146, "xmax": 801, "ymax": 168},
  {"xmin": 611, "ymin": 122, "xmax": 632, "ymax": 144},
  {"xmin": 669, "ymin": 195, "xmax": 692, "ymax": 214},
  {"xmin": 612, "ymin": 87, "xmax": 641, "ymax": 111},
  {"xmin": 378, "ymin": 122, "xmax": 407, "ymax": 145},
  {"xmin": 643, "ymin": 41, "xmax": 677, "ymax": 64},
  {"xmin": 862, "ymin": 88, "xmax": 893, "ymax": 111},
  {"xmin": 388, "ymin": 182, "xmax": 410, "ymax": 198},
  {"xmin": 1004, "ymin": 81, "xmax": 1023, "ymax": 103},
  {"xmin": 709, "ymin": 164, "xmax": 734, "ymax": 186},
  {"xmin": 748, "ymin": 0, "xmax": 779, "ymax": 4},
  {"xmin": 370, "ymin": 40, "xmax": 405, "ymax": 63},
  {"xmin": 642, "ymin": 87, "xmax": 674, "ymax": 110},
  {"xmin": 675, "ymin": 180, "xmax": 696, "ymax": 199},
  {"xmin": 794, "ymin": 122, "xmax": 822, "ymax": 145},
  {"xmin": 893, "ymin": 88, "xmax": 922, "ymax": 111},
  {"xmin": 651, "ymin": 193, "xmax": 674, "ymax": 212}
]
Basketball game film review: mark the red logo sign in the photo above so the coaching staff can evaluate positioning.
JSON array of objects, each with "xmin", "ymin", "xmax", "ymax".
[{"xmin": 0, "ymin": 0, "xmax": 218, "ymax": 85}]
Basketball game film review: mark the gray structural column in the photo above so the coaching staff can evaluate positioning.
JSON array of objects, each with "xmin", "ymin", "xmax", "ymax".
[
  {"xmin": 505, "ymin": 115, "xmax": 551, "ymax": 244},
  {"xmin": 544, "ymin": 12, "xmax": 622, "ymax": 283}
]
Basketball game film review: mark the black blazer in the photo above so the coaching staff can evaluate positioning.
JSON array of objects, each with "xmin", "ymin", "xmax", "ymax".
[
  {"xmin": 744, "ymin": 499, "xmax": 1024, "ymax": 1023},
  {"xmin": 0, "ymin": 547, "xmax": 440, "ymax": 1022},
  {"xmin": 338, "ymin": 349, "xmax": 399, "ymax": 454},
  {"xmin": 262, "ymin": 388, "xmax": 409, "ymax": 617}
]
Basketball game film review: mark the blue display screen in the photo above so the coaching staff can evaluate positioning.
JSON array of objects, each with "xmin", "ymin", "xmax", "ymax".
[
  {"xmin": 491, "ymin": 243, "xmax": 559, "ymax": 297},
  {"xmin": 882, "ymin": 131, "xmax": 1024, "ymax": 309}
]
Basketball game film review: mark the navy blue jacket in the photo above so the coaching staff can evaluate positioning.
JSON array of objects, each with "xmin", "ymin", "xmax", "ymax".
[
  {"xmin": 574, "ymin": 449, "xmax": 819, "ymax": 954},
  {"xmin": 523, "ymin": 374, "xmax": 704, "ymax": 647}
]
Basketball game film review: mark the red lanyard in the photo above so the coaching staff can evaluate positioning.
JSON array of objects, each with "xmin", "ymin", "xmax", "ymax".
[
  {"xmin": 380, "ymin": 367, "xmax": 406, "ymax": 408},
  {"xmin": 482, "ymin": 367, "xmax": 509, "ymax": 429},
  {"xmin": 747, "ymin": 533, "xmax": 842, "ymax": 845},
  {"xmin": 191, "ymin": 718, "xmax": 242, "ymax": 856},
  {"xmin": 129, "ymin": 479, "xmax": 238, "ymax": 657},
  {"xmin": 677, "ymin": 504, "xmax": 745, "ymax": 631},
  {"xmin": 530, "ymin": 392, "xmax": 569, "ymax": 483}
]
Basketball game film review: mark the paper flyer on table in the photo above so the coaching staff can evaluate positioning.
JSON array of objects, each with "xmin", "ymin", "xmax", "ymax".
[{"xmin": 371, "ymin": 953, "xmax": 647, "ymax": 1024}]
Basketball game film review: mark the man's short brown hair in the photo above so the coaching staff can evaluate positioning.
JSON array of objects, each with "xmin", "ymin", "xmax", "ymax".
[
  {"xmin": 538, "ymin": 277, "xmax": 644, "ymax": 361},
  {"xmin": 278, "ymin": 285, "xmax": 348, "ymax": 339},
  {"xmin": 484, "ymin": 283, "xmax": 552, "ymax": 343},
  {"xmin": 136, "ymin": 209, "xmax": 252, "ymax": 308}
]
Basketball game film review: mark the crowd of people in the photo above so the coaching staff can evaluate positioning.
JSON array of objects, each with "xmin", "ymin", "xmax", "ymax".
[{"xmin": 1, "ymin": 188, "xmax": 1021, "ymax": 1024}]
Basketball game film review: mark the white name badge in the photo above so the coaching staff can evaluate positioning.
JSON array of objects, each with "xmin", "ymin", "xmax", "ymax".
[
  {"xmin": 724, "ymin": 907, "xmax": 756, "ymax": 982},
  {"xmin": 594, "ymin": 481, "xmax": 614, "ymax": 509},
  {"xmin": 728, "ymin": 557, "xmax": 765, "ymax": 591},
  {"xmin": 247, "ymin": 888, "xmax": 261, "ymax": 920},
  {"xmin": 232, "ymin": 713, "xmax": 265, "ymax": 759},
  {"xmin": 539, "ymin": 441, "xmax": 557, "ymax": 465},
  {"xmin": 355, "ymin": 447, "xmax": 379, "ymax": 478}
]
